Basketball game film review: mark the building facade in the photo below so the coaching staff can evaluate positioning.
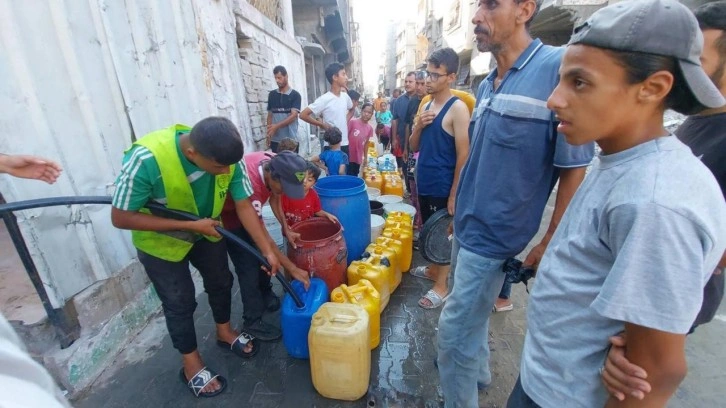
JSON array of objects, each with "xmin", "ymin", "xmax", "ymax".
[
  {"xmin": 292, "ymin": 0, "xmax": 362, "ymax": 98},
  {"xmin": 0, "ymin": 0, "xmax": 310, "ymax": 396},
  {"xmin": 382, "ymin": 24, "xmax": 397, "ymax": 95},
  {"xmin": 394, "ymin": 21, "xmax": 418, "ymax": 88}
]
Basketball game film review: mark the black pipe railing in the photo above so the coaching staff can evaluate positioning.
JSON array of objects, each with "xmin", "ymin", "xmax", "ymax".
[{"xmin": 0, "ymin": 196, "xmax": 303, "ymax": 348}]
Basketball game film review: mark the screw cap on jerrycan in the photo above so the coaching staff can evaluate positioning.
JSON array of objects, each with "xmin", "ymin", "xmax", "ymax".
[
  {"xmin": 281, "ymin": 278, "xmax": 329, "ymax": 359},
  {"xmin": 331, "ymin": 279, "xmax": 381, "ymax": 349}
]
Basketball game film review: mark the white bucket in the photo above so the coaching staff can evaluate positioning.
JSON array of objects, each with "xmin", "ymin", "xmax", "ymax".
[
  {"xmin": 370, "ymin": 214, "xmax": 385, "ymax": 240},
  {"xmin": 367, "ymin": 187, "xmax": 381, "ymax": 200},
  {"xmin": 261, "ymin": 204, "xmax": 284, "ymax": 247},
  {"xmin": 376, "ymin": 195, "xmax": 403, "ymax": 205},
  {"xmin": 383, "ymin": 203, "xmax": 417, "ymax": 218}
]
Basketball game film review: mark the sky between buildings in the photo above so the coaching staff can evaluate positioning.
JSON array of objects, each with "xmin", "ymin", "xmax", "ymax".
[{"xmin": 353, "ymin": 0, "xmax": 417, "ymax": 93}]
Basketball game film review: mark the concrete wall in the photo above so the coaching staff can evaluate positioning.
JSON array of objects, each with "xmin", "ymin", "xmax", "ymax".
[{"xmin": 236, "ymin": 0, "xmax": 310, "ymax": 153}]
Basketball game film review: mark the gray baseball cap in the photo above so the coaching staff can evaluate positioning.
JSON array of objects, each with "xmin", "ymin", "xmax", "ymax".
[
  {"xmin": 569, "ymin": 0, "xmax": 725, "ymax": 111},
  {"xmin": 268, "ymin": 151, "xmax": 306, "ymax": 199}
]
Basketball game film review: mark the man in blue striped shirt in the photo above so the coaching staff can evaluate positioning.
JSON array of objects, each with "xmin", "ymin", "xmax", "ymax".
[{"xmin": 436, "ymin": 1, "xmax": 594, "ymax": 406}]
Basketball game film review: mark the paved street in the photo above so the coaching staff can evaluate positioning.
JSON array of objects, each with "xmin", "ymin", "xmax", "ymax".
[{"xmin": 73, "ymin": 198, "xmax": 726, "ymax": 407}]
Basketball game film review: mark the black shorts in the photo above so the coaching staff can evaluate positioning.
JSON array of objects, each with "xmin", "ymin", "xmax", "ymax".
[
  {"xmin": 418, "ymin": 195, "xmax": 448, "ymax": 224},
  {"xmin": 347, "ymin": 162, "xmax": 361, "ymax": 176}
]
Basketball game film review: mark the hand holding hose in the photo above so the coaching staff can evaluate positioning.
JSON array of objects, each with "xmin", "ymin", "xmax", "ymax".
[
  {"xmin": 262, "ymin": 251, "xmax": 281, "ymax": 276},
  {"xmin": 190, "ymin": 218, "xmax": 222, "ymax": 238}
]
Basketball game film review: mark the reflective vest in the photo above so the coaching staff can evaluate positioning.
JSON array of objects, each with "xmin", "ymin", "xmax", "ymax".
[{"xmin": 130, "ymin": 124, "xmax": 235, "ymax": 262}]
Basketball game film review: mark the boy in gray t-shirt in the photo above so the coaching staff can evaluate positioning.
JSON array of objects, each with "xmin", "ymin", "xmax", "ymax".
[{"xmin": 510, "ymin": 1, "xmax": 726, "ymax": 407}]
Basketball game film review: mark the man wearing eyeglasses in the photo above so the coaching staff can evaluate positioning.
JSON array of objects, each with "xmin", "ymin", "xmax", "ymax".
[{"xmin": 409, "ymin": 48, "xmax": 471, "ymax": 310}]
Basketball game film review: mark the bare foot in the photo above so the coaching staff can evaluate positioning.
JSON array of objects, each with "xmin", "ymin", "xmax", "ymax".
[{"xmin": 417, "ymin": 266, "xmax": 435, "ymax": 280}]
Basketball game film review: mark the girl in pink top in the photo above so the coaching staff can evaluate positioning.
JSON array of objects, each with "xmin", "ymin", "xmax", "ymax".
[{"xmin": 346, "ymin": 103, "xmax": 374, "ymax": 176}]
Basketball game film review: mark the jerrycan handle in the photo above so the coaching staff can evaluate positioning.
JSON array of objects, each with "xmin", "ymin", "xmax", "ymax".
[
  {"xmin": 380, "ymin": 257, "xmax": 391, "ymax": 267},
  {"xmin": 344, "ymin": 285, "xmax": 368, "ymax": 303},
  {"xmin": 330, "ymin": 315, "xmax": 361, "ymax": 327}
]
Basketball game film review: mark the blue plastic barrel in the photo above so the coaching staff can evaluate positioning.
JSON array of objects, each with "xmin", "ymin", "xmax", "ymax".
[
  {"xmin": 281, "ymin": 278, "xmax": 328, "ymax": 359},
  {"xmin": 314, "ymin": 176, "xmax": 371, "ymax": 264}
]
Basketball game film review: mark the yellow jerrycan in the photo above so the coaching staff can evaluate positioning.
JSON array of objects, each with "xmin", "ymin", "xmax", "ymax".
[
  {"xmin": 385, "ymin": 212, "xmax": 413, "ymax": 231},
  {"xmin": 382, "ymin": 175, "xmax": 404, "ymax": 197},
  {"xmin": 364, "ymin": 172, "xmax": 383, "ymax": 191},
  {"xmin": 364, "ymin": 243, "xmax": 401, "ymax": 293},
  {"xmin": 331, "ymin": 280, "xmax": 381, "ymax": 349},
  {"xmin": 309, "ymin": 303, "xmax": 370, "ymax": 401},
  {"xmin": 347, "ymin": 256, "xmax": 391, "ymax": 310},
  {"xmin": 381, "ymin": 228, "xmax": 413, "ymax": 272}
]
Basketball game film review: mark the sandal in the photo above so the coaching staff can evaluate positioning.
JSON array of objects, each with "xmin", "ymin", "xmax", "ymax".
[
  {"xmin": 216, "ymin": 332, "xmax": 259, "ymax": 358},
  {"xmin": 410, "ymin": 266, "xmax": 434, "ymax": 281},
  {"xmin": 418, "ymin": 289, "xmax": 448, "ymax": 309},
  {"xmin": 492, "ymin": 303, "xmax": 514, "ymax": 312},
  {"xmin": 179, "ymin": 367, "xmax": 227, "ymax": 398}
]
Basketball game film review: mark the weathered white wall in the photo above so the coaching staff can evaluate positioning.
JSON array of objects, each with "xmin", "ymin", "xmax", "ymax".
[{"xmin": 0, "ymin": 0, "xmax": 303, "ymax": 309}]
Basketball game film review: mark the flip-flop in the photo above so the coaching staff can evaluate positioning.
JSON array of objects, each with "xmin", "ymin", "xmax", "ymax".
[
  {"xmin": 410, "ymin": 266, "xmax": 435, "ymax": 281},
  {"xmin": 179, "ymin": 367, "xmax": 227, "ymax": 398},
  {"xmin": 492, "ymin": 303, "xmax": 514, "ymax": 312},
  {"xmin": 418, "ymin": 289, "xmax": 448, "ymax": 309},
  {"xmin": 216, "ymin": 332, "xmax": 259, "ymax": 358}
]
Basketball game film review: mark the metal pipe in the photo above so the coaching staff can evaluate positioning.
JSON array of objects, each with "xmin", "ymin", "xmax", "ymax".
[
  {"xmin": 0, "ymin": 196, "xmax": 305, "ymax": 342},
  {"xmin": 0, "ymin": 195, "xmax": 79, "ymax": 348}
]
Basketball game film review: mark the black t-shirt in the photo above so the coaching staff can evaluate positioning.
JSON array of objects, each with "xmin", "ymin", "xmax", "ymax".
[
  {"xmin": 675, "ymin": 112, "xmax": 726, "ymax": 328},
  {"xmin": 405, "ymin": 96, "xmax": 422, "ymax": 130},
  {"xmin": 266, "ymin": 88, "xmax": 302, "ymax": 114},
  {"xmin": 266, "ymin": 88, "xmax": 302, "ymax": 141},
  {"xmin": 675, "ymin": 112, "xmax": 726, "ymax": 198}
]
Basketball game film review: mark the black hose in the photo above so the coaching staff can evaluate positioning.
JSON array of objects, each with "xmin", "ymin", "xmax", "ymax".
[{"xmin": 0, "ymin": 196, "xmax": 304, "ymax": 307}]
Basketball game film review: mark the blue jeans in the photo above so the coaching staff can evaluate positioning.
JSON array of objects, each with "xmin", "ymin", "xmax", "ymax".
[
  {"xmin": 499, "ymin": 280, "xmax": 512, "ymax": 300},
  {"xmin": 437, "ymin": 239, "xmax": 507, "ymax": 408}
]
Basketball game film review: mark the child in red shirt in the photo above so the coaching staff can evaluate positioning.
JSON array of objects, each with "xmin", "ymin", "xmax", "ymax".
[{"xmin": 281, "ymin": 161, "xmax": 339, "ymax": 228}]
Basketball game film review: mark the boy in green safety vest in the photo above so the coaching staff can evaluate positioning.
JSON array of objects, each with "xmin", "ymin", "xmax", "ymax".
[{"xmin": 111, "ymin": 117, "xmax": 281, "ymax": 398}]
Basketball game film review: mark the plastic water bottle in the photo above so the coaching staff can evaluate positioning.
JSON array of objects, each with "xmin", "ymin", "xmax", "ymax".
[{"xmin": 383, "ymin": 158, "xmax": 393, "ymax": 172}]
